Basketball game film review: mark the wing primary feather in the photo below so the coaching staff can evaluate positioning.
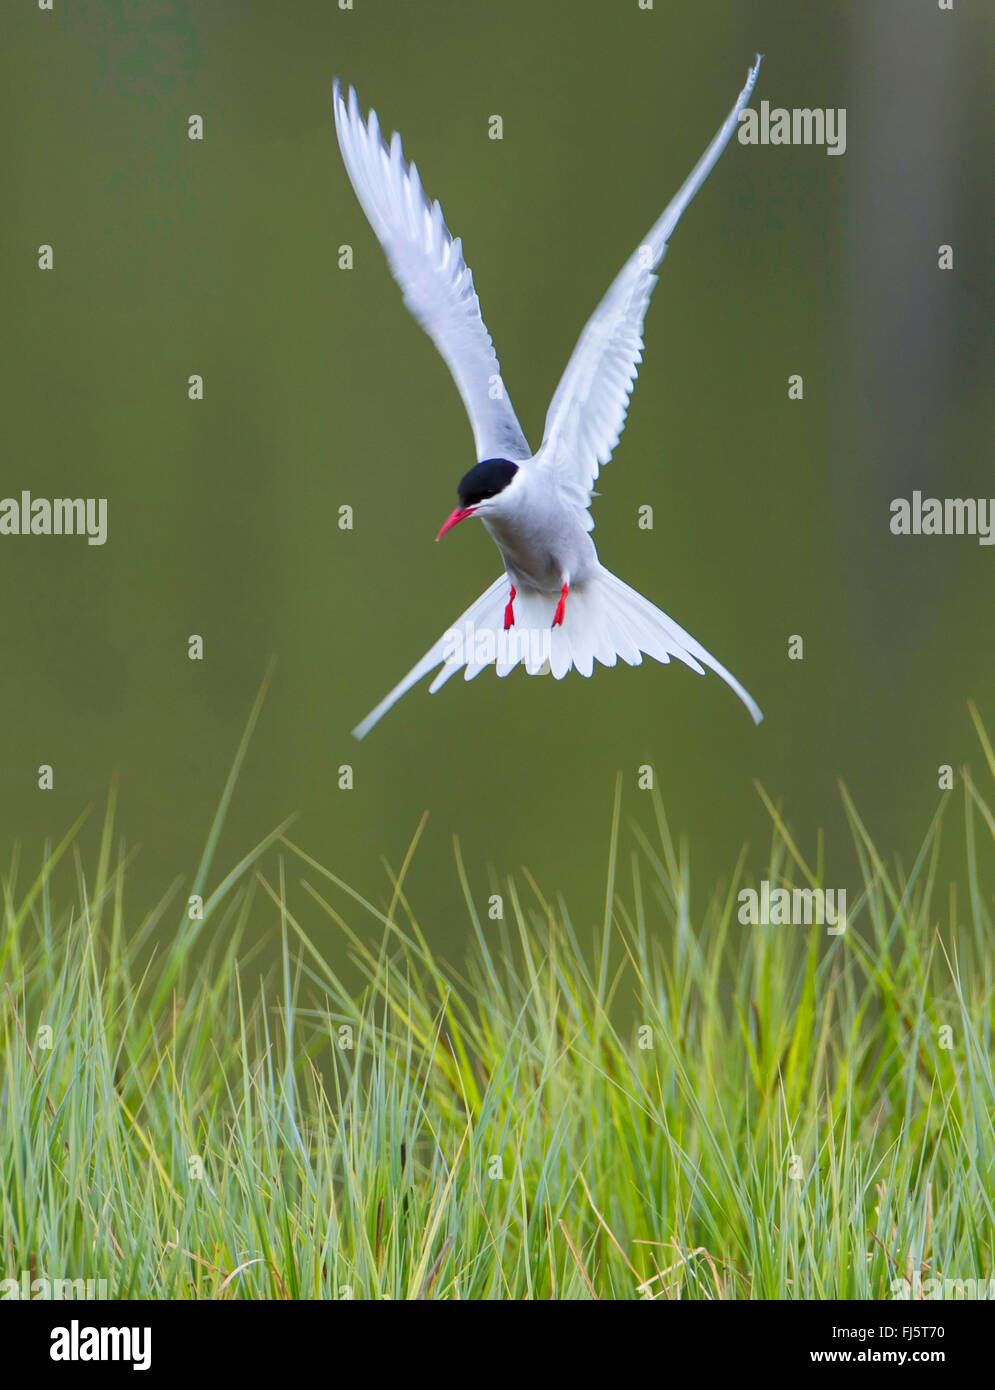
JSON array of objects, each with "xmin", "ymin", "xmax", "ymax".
[
  {"xmin": 535, "ymin": 56, "xmax": 762, "ymax": 515},
  {"xmin": 332, "ymin": 79, "xmax": 532, "ymax": 464}
]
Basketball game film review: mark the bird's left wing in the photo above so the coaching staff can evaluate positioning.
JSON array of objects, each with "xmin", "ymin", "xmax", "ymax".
[
  {"xmin": 533, "ymin": 57, "xmax": 761, "ymax": 520},
  {"xmin": 333, "ymin": 80, "xmax": 532, "ymax": 464}
]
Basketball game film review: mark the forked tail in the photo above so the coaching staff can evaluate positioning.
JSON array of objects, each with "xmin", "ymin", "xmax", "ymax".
[{"xmin": 352, "ymin": 566, "xmax": 762, "ymax": 738}]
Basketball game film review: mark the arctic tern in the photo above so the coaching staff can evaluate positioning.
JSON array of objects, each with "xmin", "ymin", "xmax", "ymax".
[{"xmin": 333, "ymin": 60, "xmax": 764, "ymax": 739}]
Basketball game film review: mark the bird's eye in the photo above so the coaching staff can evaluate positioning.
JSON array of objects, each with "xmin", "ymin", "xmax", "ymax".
[{"xmin": 456, "ymin": 458, "xmax": 519, "ymax": 510}]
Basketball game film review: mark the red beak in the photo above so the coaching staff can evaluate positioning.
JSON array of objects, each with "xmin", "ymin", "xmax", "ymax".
[{"xmin": 436, "ymin": 505, "xmax": 477, "ymax": 541}]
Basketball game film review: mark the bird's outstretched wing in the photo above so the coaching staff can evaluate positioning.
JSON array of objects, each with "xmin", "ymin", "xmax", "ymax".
[
  {"xmin": 333, "ymin": 80, "xmax": 532, "ymax": 464},
  {"xmin": 533, "ymin": 57, "xmax": 761, "ymax": 521}
]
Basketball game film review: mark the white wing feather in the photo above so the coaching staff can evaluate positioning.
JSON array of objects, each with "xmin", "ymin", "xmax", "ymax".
[
  {"xmin": 534, "ymin": 57, "xmax": 762, "ymax": 518},
  {"xmin": 333, "ymin": 80, "xmax": 532, "ymax": 464}
]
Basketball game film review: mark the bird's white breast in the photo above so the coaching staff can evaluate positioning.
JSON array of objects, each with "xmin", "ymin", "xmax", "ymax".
[{"xmin": 481, "ymin": 467, "xmax": 598, "ymax": 593}]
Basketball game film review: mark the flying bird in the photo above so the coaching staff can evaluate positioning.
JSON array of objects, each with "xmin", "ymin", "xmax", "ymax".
[{"xmin": 333, "ymin": 60, "xmax": 764, "ymax": 739}]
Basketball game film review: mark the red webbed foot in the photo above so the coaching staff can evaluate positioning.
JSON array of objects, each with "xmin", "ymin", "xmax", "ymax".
[
  {"xmin": 552, "ymin": 582, "xmax": 569, "ymax": 628},
  {"xmin": 504, "ymin": 585, "xmax": 517, "ymax": 631}
]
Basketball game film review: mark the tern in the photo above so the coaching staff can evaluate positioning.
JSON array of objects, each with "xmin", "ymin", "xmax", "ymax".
[{"xmin": 333, "ymin": 59, "xmax": 764, "ymax": 740}]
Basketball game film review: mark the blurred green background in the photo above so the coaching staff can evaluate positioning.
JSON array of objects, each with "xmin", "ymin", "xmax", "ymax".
[{"xmin": 2, "ymin": 0, "xmax": 993, "ymax": 955}]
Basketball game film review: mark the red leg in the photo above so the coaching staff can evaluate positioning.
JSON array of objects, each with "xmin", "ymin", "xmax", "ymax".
[
  {"xmin": 504, "ymin": 584, "xmax": 516, "ymax": 630},
  {"xmin": 552, "ymin": 582, "xmax": 569, "ymax": 627}
]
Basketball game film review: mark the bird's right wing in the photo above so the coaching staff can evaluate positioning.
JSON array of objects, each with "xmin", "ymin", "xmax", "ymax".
[
  {"xmin": 333, "ymin": 80, "xmax": 532, "ymax": 464},
  {"xmin": 533, "ymin": 57, "xmax": 761, "ymax": 520}
]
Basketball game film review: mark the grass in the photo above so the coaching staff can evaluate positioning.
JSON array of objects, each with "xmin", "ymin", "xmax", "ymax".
[{"xmin": 2, "ymin": 696, "xmax": 994, "ymax": 1299}]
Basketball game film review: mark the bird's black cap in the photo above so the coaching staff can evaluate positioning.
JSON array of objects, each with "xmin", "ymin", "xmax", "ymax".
[{"xmin": 457, "ymin": 458, "xmax": 519, "ymax": 509}]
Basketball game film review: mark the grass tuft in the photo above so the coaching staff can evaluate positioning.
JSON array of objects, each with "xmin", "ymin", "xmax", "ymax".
[{"xmin": 2, "ymin": 705, "xmax": 994, "ymax": 1299}]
